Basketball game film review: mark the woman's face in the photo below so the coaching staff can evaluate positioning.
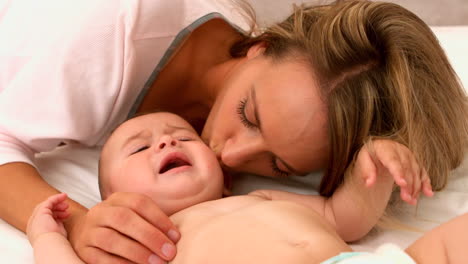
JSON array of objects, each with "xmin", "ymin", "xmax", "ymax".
[{"xmin": 202, "ymin": 48, "xmax": 330, "ymax": 177}]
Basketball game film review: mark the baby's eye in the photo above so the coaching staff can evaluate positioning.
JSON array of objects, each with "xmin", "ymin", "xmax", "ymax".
[
  {"xmin": 131, "ymin": 145, "xmax": 150, "ymax": 155},
  {"xmin": 178, "ymin": 137, "xmax": 193, "ymax": 142}
]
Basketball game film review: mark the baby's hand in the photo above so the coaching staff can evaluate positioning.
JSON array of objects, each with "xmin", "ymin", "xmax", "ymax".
[
  {"xmin": 354, "ymin": 140, "xmax": 433, "ymax": 205},
  {"xmin": 27, "ymin": 193, "xmax": 70, "ymax": 245}
]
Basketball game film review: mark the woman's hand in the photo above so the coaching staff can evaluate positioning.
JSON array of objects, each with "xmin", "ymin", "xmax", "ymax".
[
  {"xmin": 355, "ymin": 139, "xmax": 434, "ymax": 205},
  {"xmin": 27, "ymin": 193, "xmax": 70, "ymax": 245},
  {"xmin": 67, "ymin": 192, "xmax": 180, "ymax": 264}
]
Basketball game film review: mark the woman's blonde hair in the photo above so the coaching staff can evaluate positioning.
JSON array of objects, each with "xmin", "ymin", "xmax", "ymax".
[{"xmin": 231, "ymin": 0, "xmax": 468, "ymax": 196}]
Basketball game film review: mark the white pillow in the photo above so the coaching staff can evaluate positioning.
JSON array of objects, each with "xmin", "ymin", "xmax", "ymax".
[{"xmin": 431, "ymin": 26, "xmax": 468, "ymax": 92}]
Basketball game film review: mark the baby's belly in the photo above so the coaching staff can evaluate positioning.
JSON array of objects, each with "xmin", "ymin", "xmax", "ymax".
[{"xmin": 170, "ymin": 197, "xmax": 351, "ymax": 264}]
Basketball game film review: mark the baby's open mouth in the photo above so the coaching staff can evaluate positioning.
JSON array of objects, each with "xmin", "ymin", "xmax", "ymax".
[{"xmin": 159, "ymin": 152, "xmax": 192, "ymax": 174}]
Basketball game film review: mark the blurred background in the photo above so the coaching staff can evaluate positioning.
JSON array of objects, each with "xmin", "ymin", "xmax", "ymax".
[
  {"xmin": 386, "ymin": 0, "xmax": 468, "ymax": 25},
  {"xmin": 248, "ymin": 0, "xmax": 468, "ymax": 26}
]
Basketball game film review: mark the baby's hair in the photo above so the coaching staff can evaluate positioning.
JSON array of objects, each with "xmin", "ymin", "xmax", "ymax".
[{"xmin": 131, "ymin": 108, "xmax": 165, "ymax": 118}]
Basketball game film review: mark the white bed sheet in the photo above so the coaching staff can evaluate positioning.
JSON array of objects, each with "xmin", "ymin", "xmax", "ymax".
[{"xmin": 0, "ymin": 18, "xmax": 467, "ymax": 264}]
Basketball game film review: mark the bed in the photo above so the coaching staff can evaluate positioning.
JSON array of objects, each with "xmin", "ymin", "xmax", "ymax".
[{"xmin": 0, "ymin": 2, "xmax": 467, "ymax": 263}]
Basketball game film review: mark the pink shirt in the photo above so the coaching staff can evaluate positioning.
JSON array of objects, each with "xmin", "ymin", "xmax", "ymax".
[{"xmin": 0, "ymin": 0, "xmax": 248, "ymax": 167}]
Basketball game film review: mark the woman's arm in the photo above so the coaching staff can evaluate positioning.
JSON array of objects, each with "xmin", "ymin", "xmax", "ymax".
[
  {"xmin": 0, "ymin": 163, "xmax": 87, "ymax": 232},
  {"xmin": 0, "ymin": 163, "xmax": 179, "ymax": 264},
  {"xmin": 0, "ymin": 1, "xmax": 183, "ymax": 262},
  {"xmin": 0, "ymin": 145, "xmax": 179, "ymax": 263}
]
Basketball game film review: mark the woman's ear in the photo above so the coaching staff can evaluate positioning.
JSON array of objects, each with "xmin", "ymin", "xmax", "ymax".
[{"xmin": 246, "ymin": 43, "xmax": 266, "ymax": 59}]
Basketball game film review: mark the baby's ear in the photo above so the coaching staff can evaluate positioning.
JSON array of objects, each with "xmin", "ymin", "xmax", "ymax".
[{"xmin": 246, "ymin": 42, "xmax": 266, "ymax": 59}]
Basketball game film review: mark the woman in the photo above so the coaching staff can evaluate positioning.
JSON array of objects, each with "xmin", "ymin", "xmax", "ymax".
[{"xmin": 0, "ymin": 0, "xmax": 466, "ymax": 263}]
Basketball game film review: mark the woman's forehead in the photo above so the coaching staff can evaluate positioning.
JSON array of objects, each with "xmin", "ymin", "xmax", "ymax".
[
  {"xmin": 255, "ymin": 62, "xmax": 329, "ymax": 172},
  {"xmin": 262, "ymin": 105, "xmax": 329, "ymax": 172}
]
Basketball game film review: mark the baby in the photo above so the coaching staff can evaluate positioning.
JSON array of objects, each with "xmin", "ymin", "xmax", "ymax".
[
  {"xmin": 97, "ymin": 112, "xmax": 225, "ymax": 216},
  {"xmin": 28, "ymin": 112, "xmax": 456, "ymax": 264}
]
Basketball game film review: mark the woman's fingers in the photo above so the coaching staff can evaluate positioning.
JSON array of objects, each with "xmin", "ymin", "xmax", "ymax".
[
  {"xmin": 90, "ymin": 226, "xmax": 164, "ymax": 264},
  {"xmin": 105, "ymin": 192, "xmax": 180, "ymax": 243},
  {"xmin": 80, "ymin": 246, "xmax": 134, "ymax": 264},
  {"xmin": 95, "ymin": 205, "xmax": 177, "ymax": 261},
  {"xmin": 70, "ymin": 192, "xmax": 179, "ymax": 264}
]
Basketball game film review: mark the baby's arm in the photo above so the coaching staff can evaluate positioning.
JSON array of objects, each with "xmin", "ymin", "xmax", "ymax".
[
  {"xmin": 27, "ymin": 193, "xmax": 84, "ymax": 264},
  {"xmin": 250, "ymin": 171, "xmax": 392, "ymax": 242},
  {"xmin": 405, "ymin": 212, "xmax": 468, "ymax": 264},
  {"xmin": 251, "ymin": 140, "xmax": 432, "ymax": 242}
]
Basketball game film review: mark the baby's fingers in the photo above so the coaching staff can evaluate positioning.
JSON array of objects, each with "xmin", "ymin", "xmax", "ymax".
[
  {"xmin": 384, "ymin": 160, "xmax": 414, "ymax": 204},
  {"xmin": 53, "ymin": 210, "xmax": 71, "ymax": 220},
  {"xmin": 45, "ymin": 193, "xmax": 68, "ymax": 208},
  {"xmin": 356, "ymin": 148, "xmax": 377, "ymax": 187},
  {"xmin": 409, "ymin": 160, "xmax": 422, "ymax": 205},
  {"xmin": 383, "ymin": 157, "xmax": 407, "ymax": 188},
  {"xmin": 421, "ymin": 168, "xmax": 434, "ymax": 197},
  {"xmin": 46, "ymin": 193, "xmax": 70, "ymax": 219},
  {"xmin": 399, "ymin": 187, "xmax": 414, "ymax": 204}
]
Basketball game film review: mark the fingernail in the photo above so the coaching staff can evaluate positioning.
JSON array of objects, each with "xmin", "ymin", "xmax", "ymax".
[
  {"xmin": 403, "ymin": 192, "xmax": 411, "ymax": 201},
  {"xmin": 162, "ymin": 243, "xmax": 176, "ymax": 259},
  {"xmin": 148, "ymin": 254, "xmax": 166, "ymax": 264},
  {"xmin": 167, "ymin": 229, "xmax": 180, "ymax": 242}
]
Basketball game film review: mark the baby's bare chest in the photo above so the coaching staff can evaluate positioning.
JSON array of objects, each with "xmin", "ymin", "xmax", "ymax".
[{"xmin": 170, "ymin": 197, "xmax": 348, "ymax": 264}]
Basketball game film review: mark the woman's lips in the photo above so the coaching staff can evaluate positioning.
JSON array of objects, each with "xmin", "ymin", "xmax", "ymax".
[{"xmin": 159, "ymin": 152, "xmax": 192, "ymax": 175}]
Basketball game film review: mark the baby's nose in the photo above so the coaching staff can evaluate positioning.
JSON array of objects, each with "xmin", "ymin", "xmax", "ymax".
[{"xmin": 158, "ymin": 135, "xmax": 177, "ymax": 150}]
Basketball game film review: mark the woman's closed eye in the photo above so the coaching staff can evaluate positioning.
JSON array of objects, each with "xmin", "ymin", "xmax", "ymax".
[
  {"xmin": 270, "ymin": 157, "xmax": 290, "ymax": 178},
  {"xmin": 237, "ymin": 97, "xmax": 257, "ymax": 129}
]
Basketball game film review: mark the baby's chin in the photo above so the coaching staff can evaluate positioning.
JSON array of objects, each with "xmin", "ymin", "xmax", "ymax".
[{"xmin": 160, "ymin": 187, "xmax": 224, "ymax": 215}]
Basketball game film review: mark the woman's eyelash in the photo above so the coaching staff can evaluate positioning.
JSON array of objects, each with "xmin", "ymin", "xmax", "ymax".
[
  {"xmin": 131, "ymin": 145, "xmax": 149, "ymax": 155},
  {"xmin": 237, "ymin": 98, "xmax": 256, "ymax": 129},
  {"xmin": 270, "ymin": 157, "xmax": 290, "ymax": 178}
]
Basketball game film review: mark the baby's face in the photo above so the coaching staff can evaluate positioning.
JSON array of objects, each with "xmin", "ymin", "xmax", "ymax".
[{"xmin": 100, "ymin": 112, "xmax": 224, "ymax": 215}]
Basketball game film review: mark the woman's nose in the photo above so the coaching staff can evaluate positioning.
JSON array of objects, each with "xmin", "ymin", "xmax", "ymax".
[
  {"xmin": 220, "ymin": 137, "xmax": 265, "ymax": 168},
  {"xmin": 157, "ymin": 135, "xmax": 177, "ymax": 150}
]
